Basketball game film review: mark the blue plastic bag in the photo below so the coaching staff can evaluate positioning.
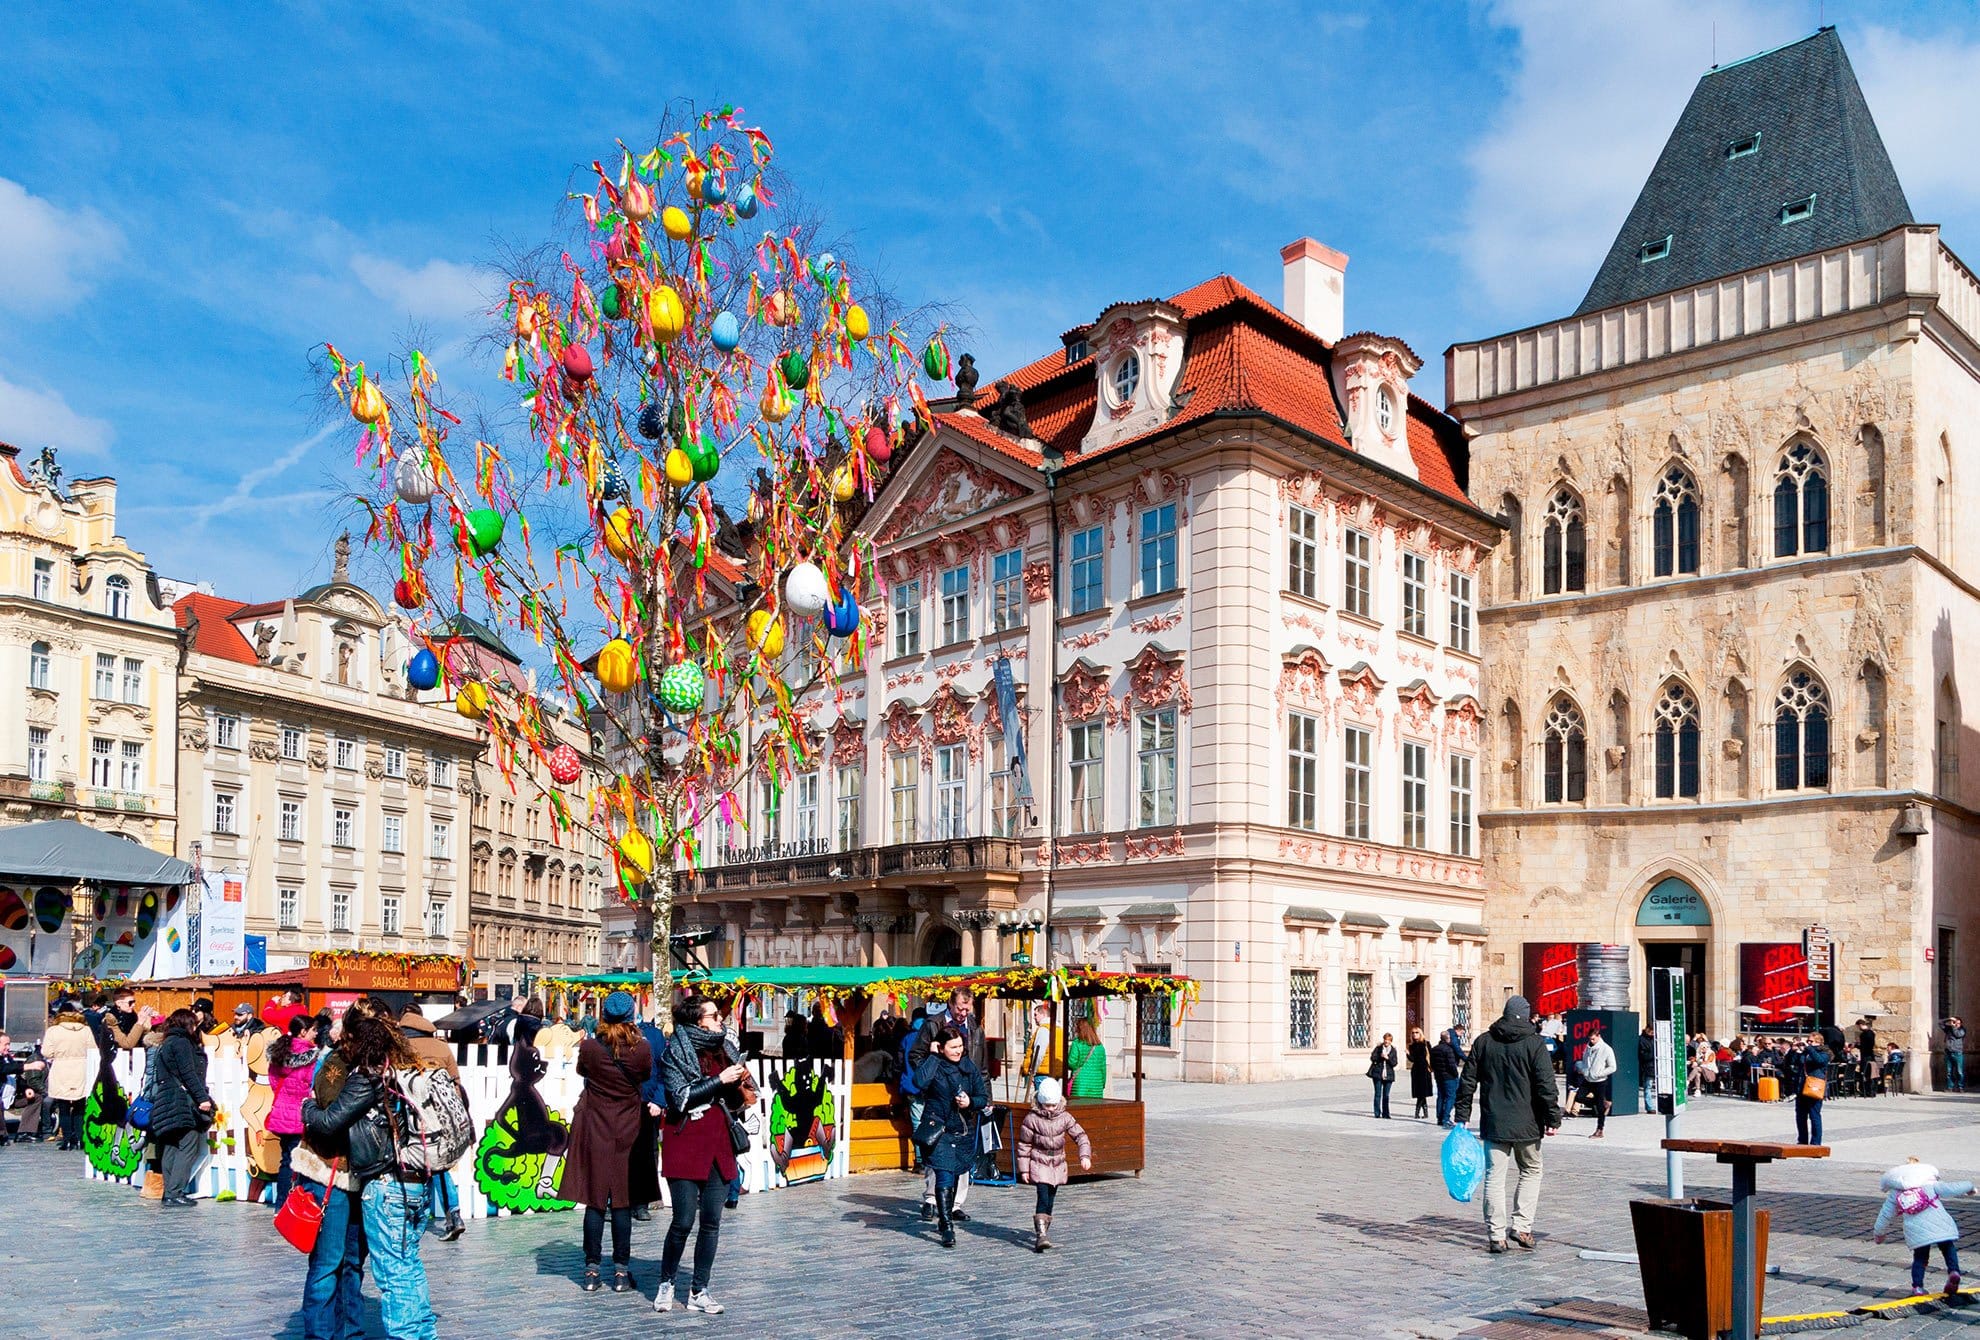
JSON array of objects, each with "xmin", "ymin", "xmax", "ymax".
[{"xmin": 1441, "ymin": 1124, "xmax": 1485, "ymax": 1203}]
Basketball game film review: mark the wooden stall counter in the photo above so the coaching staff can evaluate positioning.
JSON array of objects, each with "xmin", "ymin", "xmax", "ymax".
[{"xmin": 991, "ymin": 1098, "xmax": 1145, "ymax": 1178}]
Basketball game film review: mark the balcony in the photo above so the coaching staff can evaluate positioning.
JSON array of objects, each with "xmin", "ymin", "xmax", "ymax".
[{"xmin": 689, "ymin": 836, "xmax": 1026, "ymax": 896}]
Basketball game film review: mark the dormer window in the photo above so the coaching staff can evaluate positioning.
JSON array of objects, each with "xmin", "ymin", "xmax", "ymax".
[
  {"xmin": 1108, "ymin": 352, "xmax": 1140, "ymax": 408},
  {"xmin": 1064, "ymin": 338, "xmax": 1088, "ymax": 365},
  {"xmin": 1726, "ymin": 133, "xmax": 1761, "ymax": 160},
  {"xmin": 1639, "ymin": 235, "xmax": 1672, "ymax": 264},
  {"xmin": 1376, "ymin": 387, "xmax": 1395, "ymax": 436},
  {"xmin": 1779, "ymin": 194, "xmax": 1816, "ymax": 225}
]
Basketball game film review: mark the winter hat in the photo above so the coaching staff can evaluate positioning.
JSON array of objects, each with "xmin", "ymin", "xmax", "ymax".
[
  {"xmin": 1883, "ymin": 1158, "xmax": 1940, "ymax": 1193},
  {"xmin": 601, "ymin": 990, "xmax": 637, "ymax": 1024},
  {"xmin": 1502, "ymin": 995, "xmax": 1533, "ymax": 1024},
  {"xmin": 1035, "ymin": 1076, "xmax": 1065, "ymax": 1107}
]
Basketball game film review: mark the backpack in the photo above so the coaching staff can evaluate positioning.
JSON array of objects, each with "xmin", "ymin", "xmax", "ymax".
[
  {"xmin": 127, "ymin": 1048, "xmax": 161, "ymax": 1130},
  {"xmin": 898, "ymin": 1028, "xmax": 923, "ymax": 1096},
  {"xmin": 385, "ymin": 1066, "xmax": 475, "ymax": 1176}
]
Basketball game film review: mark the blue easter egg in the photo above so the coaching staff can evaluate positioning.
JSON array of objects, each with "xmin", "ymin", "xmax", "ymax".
[
  {"xmin": 733, "ymin": 183, "xmax": 758, "ymax": 219},
  {"xmin": 600, "ymin": 461, "xmax": 628, "ymax": 500},
  {"xmin": 407, "ymin": 648, "xmax": 440, "ymax": 690},
  {"xmin": 824, "ymin": 589, "xmax": 861, "ymax": 638},
  {"xmin": 710, "ymin": 310, "xmax": 741, "ymax": 352},
  {"xmin": 703, "ymin": 175, "xmax": 727, "ymax": 206}
]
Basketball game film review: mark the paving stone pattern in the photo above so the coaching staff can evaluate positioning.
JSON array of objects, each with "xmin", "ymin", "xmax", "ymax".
[{"xmin": 5, "ymin": 1083, "xmax": 1980, "ymax": 1338}]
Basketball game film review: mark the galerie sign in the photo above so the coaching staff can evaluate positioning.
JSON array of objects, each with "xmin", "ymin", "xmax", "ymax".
[{"xmin": 1636, "ymin": 877, "xmax": 1710, "ymax": 927}]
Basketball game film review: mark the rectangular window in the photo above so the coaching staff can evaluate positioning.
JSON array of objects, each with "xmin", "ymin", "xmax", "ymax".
[
  {"xmin": 990, "ymin": 548, "xmax": 1024, "ymax": 632},
  {"xmin": 31, "ymin": 557, "xmax": 52, "ymax": 601},
  {"xmin": 380, "ymin": 894, "xmax": 402, "ymax": 937},
  {"xmin": 1287, "ymin": 711, "xmax": 1319, "ymax": 831},
  {"xmin": 1289, "ymin": 969, "xmax": 1319, "ymax": 1049},
  {"xmin": 280, "ymin": 799, "xmax": 303, "ymax": 843},
  {"xmin": 939, "ymin": 565, "xmax": 971, "ymax": 645},
  {"xmin": 1287, "ymin": 505, "xmax": 1320, "ymax": 599},
  {"xmin": 1726, "ymin": 132, "xmax": 1761, "ymax": 160},
  {"xmin": 1779, "ymin": 193, "xmax": 1816, "ymax": 225},
  {"xmin": 1452, "ymin": 977, "xmax": 1474, "ymax": 1036},
  {"xmin": 268, "ymin": 885, "xmax": 298, "ymax": 929},
  {"xmin": 27, "ymin": 727, "xmax": 49, "ymax": 783},
  {"xmin": 891, "ymin": 580, "xmax": 922, "ymax": 658},
  {"xmin": 1449, "ymin": 754, "xmax": 1476, "ymax": 857},
  {"xmin": 1137, "ymin": 965, "xmax": 1174, "ymax": 1047},
  {"xmin": 989, "ymin": 737, "xmax": 1019, "ymax": 837},
  {"xmin": 1638, "ymin": 235, "xmax": 1672, "ymax": 263},
  {"xmin": 1135, "ymin": 709, "xmax": 1177, "ymax": 828},
  {"xmin": 889, "ymin": 753, "xmax": 919, "ymax": 844},
  {"xmin": 426, "ymin": 898, "xmax": 449, "ymax": 938},
  {"xmin": 758, "ymin": 786, "xmax": 780, "ymax": 847},
  {"xmin": 1343, "ymin": 725, "xmax": 1372, "ymax": 840},
  {"xmin": 118, "ymin": 741, "xmax": 143, "ymax": 792},
  {"xmin": 94, "ymin": 653, "xmax": 116, "ymax": 699},
  {"xmin": 121, "ymin": 657, "xmax": 143, "ymax": 705},
  {"xmin": 281, "ymin": 725, "xmax": 303, "ymax": 761},
  {"xmin": 1138, "ymin": 503, "xmax": 1178, "ymax": 596},
  {"xmin": 794, "ymin": 772, "xmax": 820, "ymax": 846},
  {"xmin": 935, "ymin": 743, "xmax": 967, "ymax": 838},
  {"xmin": 213, "ymin": 712, "xmax": 239, "ymax": 749},
  {"xmin": 1068, "ymin": 721, "xmax": 1104, "ymax": 834},
  {"xmin": 330, "ymin": 889, "xmax": 351, "ymax": 933},
  {"xmin": 1448, "ymin": 572, "xmax": 1474, "ymax": 654},
  {"xmin": 334, "ymin": 737, "xmax": 355, "ymax": 770},
  {"xmin": 382, "ymin": 813, "xmax": 404, "ymax": 854},
  {"xmin": 1402, "ymin": 552, "xmax": 1428, "ymax": 637},
  {"xmin": 333, "ymin": 805, "xmax": 355, "ymax": 848},
  {"xmin": 89, "ymin": 737, "xmax": 112, "ymax": 789},
  {"xmin": 384, "ymin": 745, "xmax": 405, "ymax": 778},
  {"xmin": 1401, "ymin": 741, "xmax": 1429, "ymax": 849},
  {"xmin": 1067, "ymin": 525, "xmax": 1105, "ymax": 615},
  {"xmin": 430, "ymin": 755, "xmax": 453, "ymax": 788},
  {"xmin": 212, "ymin": 789, "xmax": 238, "ymax": 835},
  {"xmin": 1343, "ymin": 529, "xmax": 1372, "ymax": 618},
  {"xmin": 1347, "ymin": 972, "xmax": 1373, "ymax": 1049},
  {"xmin": 28, "ymin": 642, "xmax": 50, "ymax": 690},
  {"xmin": 835, "ymin": 766, "xmax": 862, "ymax": 851}
]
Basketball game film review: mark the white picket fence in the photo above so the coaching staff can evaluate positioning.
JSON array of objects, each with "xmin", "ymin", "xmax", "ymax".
[{"xmin": 80, "ymin": 1043, "xmax": 850, "ymax": 1216}]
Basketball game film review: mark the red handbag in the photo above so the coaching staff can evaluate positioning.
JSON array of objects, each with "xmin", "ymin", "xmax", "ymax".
[{"xmin": 273, "ymin": 1160, "xmax": 338, "ymax": 1254}]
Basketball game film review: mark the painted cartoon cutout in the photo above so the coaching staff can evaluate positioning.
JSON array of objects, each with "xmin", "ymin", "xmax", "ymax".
[
  {"xmin": 474, "ymin": 1024, "xmax": 573, "ymax": 1213},
  {"xmin": 769, "ymin": 1058, "xmax": 836, "ymax": 1184},
  {"xmin": 82, "ymin": 1052, "xmax": 144, "ymax": 1180}
]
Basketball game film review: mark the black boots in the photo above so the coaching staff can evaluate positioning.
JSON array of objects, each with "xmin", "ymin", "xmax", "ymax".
[{"xmin": 935, "ymin": 1184, "xmax": 956, "ymax": 1248}]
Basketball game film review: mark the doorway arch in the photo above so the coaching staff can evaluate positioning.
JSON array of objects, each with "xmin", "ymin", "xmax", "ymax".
[{"xmin": 919, "ymin": 923, "xmax": 962, "ymax": 967}]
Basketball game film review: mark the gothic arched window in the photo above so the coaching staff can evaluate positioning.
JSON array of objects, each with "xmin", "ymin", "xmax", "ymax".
[
  {"xmin": 1653, "ymin": 682, "xmax": 1701, "ymax": 799},
  {"xmin": 1773, "ymin": 669, "xmax": 1831, "ymax": 791},
  {"xmin": 1541, "ymin": 487, "xmax": 1586, "ymax": 595},
  {"xmin": 1773, "ymin": 443, "xmax": 1829, "ymax": 558},
  {"xmin": 1652, "ymin": 466, "xmax": 1701, "ymax": 577},
  {"xmin": 1542, "ymin": 696, "xmax": 1587, "ymax": 803}
]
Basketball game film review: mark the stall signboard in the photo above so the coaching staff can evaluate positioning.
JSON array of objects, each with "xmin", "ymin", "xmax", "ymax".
[
  {"xmin": 1522, "ymin": 942, "xmax": 1582, "ymax": 1017},
  {"xmin": 1739, "ymin": 942, "xmax": 1814, "ymax": 1027},
  {"xmin": 197, "ymin": 871, "xmax": 246, "ymax": 976},
  {"xmin": 312, "ymin": 951, "xmax": 464, "ymax": 995},
  {"xmin": 1804, "ymin": 925, "xmax": 1833, "ymax": 982}
]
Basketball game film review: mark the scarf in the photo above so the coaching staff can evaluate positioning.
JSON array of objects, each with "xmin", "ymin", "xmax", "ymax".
[{"xmin": 660, "ymin": 1023, "xmax": 739, "ymax": 1117}]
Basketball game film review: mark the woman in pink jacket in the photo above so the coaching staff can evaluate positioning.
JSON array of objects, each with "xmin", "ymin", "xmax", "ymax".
[
  {"xmin": 264, "ymin": 1016, "xmax": 320, "ymax": 1204},
  {"xmin": 1015, "ymin": 1076, "xmax": 1092, "ymax": 1254}
]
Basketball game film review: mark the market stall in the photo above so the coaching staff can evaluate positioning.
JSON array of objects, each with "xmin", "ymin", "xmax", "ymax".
[{"xmin": 69, "ymin": 950, "xmax": 463, "ymax": 1020}]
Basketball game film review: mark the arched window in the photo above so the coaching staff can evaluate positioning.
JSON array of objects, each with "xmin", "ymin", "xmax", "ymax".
[
  {"xmin": 1542, "ymin": 696, "xmax": 1587, "ymax": 803},
  {"xmin": 1653, "ymin": 682, "xmax": 1701, "ymax": 799},
  {"xmin": 1773, "ymin": 670, "xmax": 1830, "ymax": 791},
  {"xmin": 1541, "ymin": 487, "xmax": 1586, "ymax": 595},
  {"xmin": 1772, "ymin": 443, "xmax": 1829, "ymax": 558},
  {"xmin": 1938, "ymin": 676, "xmax": 1960, "ymax": 798},
  {"xmin": 104, "ymin": 574, "xmax": 131, "ymax": 619},
  {"xmin": 1652, "ymin": 466, "xmax": 1700, "ymax": 577},
  {"xmin": 1860, "ymin": 660, "xmax": 1887, "ymax": 788},
  {"xmin": 1499, "ymin": 494, "xmax": 1523, "ymax": 601},
  {"xmin": 28, "ymin": 641, "xmax": 51, "ymax": 690},
  {"xmin": 1938, "ymin": 434, "xmax": 1954, "ymax": 561}
]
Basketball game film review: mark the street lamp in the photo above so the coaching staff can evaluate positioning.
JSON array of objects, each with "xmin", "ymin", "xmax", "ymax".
[
  {"xmin": 997, "ymin": 908, "xmax": 1046, "ymax": 966},
  {"xmin": 514, "ymin": 951, "xmax": 541, "ymax": 1002}
]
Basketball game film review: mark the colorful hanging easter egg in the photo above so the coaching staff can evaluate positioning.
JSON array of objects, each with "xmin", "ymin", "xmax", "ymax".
[
  {"xmin": 685, "ymin": 165, "xmax": 706, "ymax": 200},
  {"xmin": 661, "ymin": 206, "xmax": 692, "ymax": 241},
  {"xmin": 647, "ymin": 285, "xmax": 685, "ymax": 340},
  {"xmin": 746, "ymin": 610, "xmax": 786, "ymax": 659},
  {"xmin": 603, "ymin": 508, "xmax": 637, "ymax": 562},
  {"xmin": 637, "ymin": 401, "xmax": 664, "ymax": 440},
  {"xmin": 825, "ymin": 589, "xmax": 862, "ymax": 637},
  {"xmin": 561, "ymin": 343, "xmax": 595, "ymax": 383},
  {"xmin": 863, "ymin": 422, "xmax": 892, "ymax": 464},
  {"xmin": 165, "ymin": 927, "xmax": 181, "ymax": 953},
  {"xmin": 600, "ymin": 460, "xmax": 627, "ymax": 501},
  {"xmin": 0, "ymin": 887, "xmax": 27, "ymax": 931},
  {"xmin": 617, "ymin": 828, "xmax": 653, "ymax": 884},
  {"xmin": 784, "ymin": 562, "xmax": 830, "ymax": 618},
  {"xmin": 547, "ymin": 744, "xmax": 583, "ymax": 786},
  {"xmin": 760, "ymin": 380, "xmax": 793, "ymax": 423},
  {"xmin": 597, "ymin": 638, "xmax": 639, "ymax": 694},
  {"xmin": 733, "ymin": 182, "xmax": 759, "ymax": 218},
  {"xmin": 599, "ymin": 284, "xmax": 622, "ymax": 321},
  {"xmin": 710, "ymin": 310, "xmax": 741, "ymax": 352},
  {"xmin": 455, "ymin": 681, "xmax": 489, "ymax": 718},
  {"xmin": 393, "ymin": 453, "xmax": 435, "ymax": 505},
  {"xmin": 466, "ymin": 508, "xmax": 504, "ymax": 556},
  {"xmin": 656, "ymin": 661, "xmax": 705, "ymax": 714},
  {"xmin": 351, "ymin": 377, "xmax": 388, "ymax": 425},
  {"xmin": 664, "ymin": 447, "xmax": 695, "ymax": 489},
  {"xmin": 622, "ymin": 179, "xmax": 655, "ymax": 221},
  {"xmin": 780, "ymin": 352, "xmax": 810, "ymax": 391},
  {"xmin": 393, "ymin": 576, "xmax": 424, "ymax": 611},
  {"xmin": 830, "ymin": 463, "xmax": 857, "ymax": 502},
  {"xmin": 702, "ymin": 174, "xmax": 727, "ymax": 206},
  {"xmin": 687, "ymin": 435, "xmax": 720, "ymax": 484},
  {"xmin": 514, "ymin": 304, "xmax": 541, "ymax": 339},
  {"xmin": 407, "ymin": 648, "xmax": 440, "ymax": 691},
  {"xmin": 923, "ymin": 340, "xmax": 950, "ymax": 381},
  {"xmin": 34, "ymin": 886, "xmax": 65, "ymax": 933},
  {"xmin": 844, "ymin": 304, "xmax": 871, "ymax": 341}
]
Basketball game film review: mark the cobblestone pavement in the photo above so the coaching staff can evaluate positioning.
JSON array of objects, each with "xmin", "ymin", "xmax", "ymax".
[{"xmin": 6, "ymin": 1081, "xmax": 1980, "ymax": 1338}]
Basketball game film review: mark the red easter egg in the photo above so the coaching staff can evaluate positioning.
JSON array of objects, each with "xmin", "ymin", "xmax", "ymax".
[
  {"xmin": 863, "ymin": 422, "xmax": 892, "ymax": 464},
  {"xmin": 394, "ymin": 577, "xmax": 424, "ymax": 610},
  {"xmin": 547, "ymin": 744, "xmax": 582, "ymax": 786},
  {"xmin": 562, "ymin": 344, "xmax": 595, "ymax": 383}
]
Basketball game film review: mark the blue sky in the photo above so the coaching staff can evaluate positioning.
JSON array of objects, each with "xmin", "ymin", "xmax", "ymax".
[{"xmin": 3, "ymin": 1, "xmax": 1978, "ymax": 601}]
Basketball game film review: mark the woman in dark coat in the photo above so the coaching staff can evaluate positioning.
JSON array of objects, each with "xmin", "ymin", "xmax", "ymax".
[
  {"xmin": 656, "ymin": 993, "xmax": 754, "ymax": 1315},
  {"xmin": 558, "ymin": 990, "xmax": 654, "ymax": 1295},
  {"xmin": 149, "ymin": 1008, "xmax": 214, "ymax": 1205},
  {"xmin": 1368, "ymin": 1032, "xmax": 1398, "ymax": 1120},
  {"xmin": 914, "ymin": 1027, "xmax": 991, "ymax": 1249},
  {"xmin": 1407, "ymin": 1027, "xmax": 1435, "ymax": 1120}
]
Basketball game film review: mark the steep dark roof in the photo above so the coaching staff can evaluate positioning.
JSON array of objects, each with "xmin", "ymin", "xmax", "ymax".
[
  {"xmin": 443, "ymin": 613, "xmax": 520, "ymax": 664},
  {"xmin": 1576, "ymin": 27, "xmax": 1912, "ymax": 316}
]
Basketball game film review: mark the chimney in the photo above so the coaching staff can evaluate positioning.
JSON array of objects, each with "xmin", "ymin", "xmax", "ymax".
[{"xmin": 1280, "ymin": 238, "xmax": 1348, "ymax": 345}]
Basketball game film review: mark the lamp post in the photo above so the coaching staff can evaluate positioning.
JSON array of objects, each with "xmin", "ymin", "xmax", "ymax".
[
  {"xmin": 997, "ymin": 908, "xmax": 1046, "ymax": 966},
  {"xmin": 514, "ymin": 950, "xmax": 541, "ymax": 1002}
]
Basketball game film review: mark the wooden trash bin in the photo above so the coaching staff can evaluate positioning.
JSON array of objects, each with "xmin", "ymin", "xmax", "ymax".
[{"xmin": 1630, "ymin": 1198, "xmax": 1769, "ymax": 1340}]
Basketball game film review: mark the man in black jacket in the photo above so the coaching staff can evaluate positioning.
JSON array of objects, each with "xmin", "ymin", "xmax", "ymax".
[
  {"xmin": 1430, "ymin": 1030, "xmax": 1463, "ymax": 1128},
  {"xmin": 1454, "ymin": 996, "xmax": 1562, "ymax": 1253},
  {"xmin": 1638, "ymin": 1025, "xmax": 1657, "ymax": 1111}
]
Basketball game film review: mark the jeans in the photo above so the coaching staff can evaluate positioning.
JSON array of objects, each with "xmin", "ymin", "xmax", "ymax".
[
  {"xmin": 1795, "ymin": 1094, "xmax": 1824, "ymax": 1146},
  {"xmin": 53, "ymin": 1098, "xmax": 81, "ymax": 1147},
  {"xmin": 1577, "ymin": 1079, "xmax": 1612, "ymax": 1132},
  {"xmin": 1482, "ymin": 1140, "xmax": 1544, "ymax": 1242},
  {"xmin": 1371, "ymin": 1079, "xmax": 1392, "ymax": 1118},
  {"xmin": 582, "ymin": 1203, "xmax": 632, "ymax": 1266},
  {"xmin": 158, "ymin": 1127, "xmax": 204, "ymax": 1199},
  {"xmin": 361, "ymin": 1176, "xmax": 437, "ymax": 1340},
  {"xmin": 1436, "ymin": 1077, "xmax": 1459, "ymax": 1126},
  {"xmin": 924, "ymin": 1164, "xmax": 970, "ymax": 1207},
  {"xmin": 299, "ymin": 1179, "xmax": 364, "ymax": 1340},
  {"xmin": 661, "ymin": 1174, "xmax": 727, "ymax": 1293},
  {"xmin": 1949, "ymin": 1050, "xmax": 1966, "ymax": 1092},
  {"xmin": 427, "ymin": 1171, "xmax": 457, "ymax": 1234},
  {"xmin": 1034, "ymin": 1182, "xmax": 1059, "ymax": 1214},
  {"xmin": 1914, "ymin": 1240, "xmax": 1962, "ymax": 1291},
  {"xmin": 1642, "ymin": 1077, "xmax": 1656, "ymax": 1111},
  {"xmin": 276, "ymin": 1134, "xmax": 303, "ymax": 1204}
]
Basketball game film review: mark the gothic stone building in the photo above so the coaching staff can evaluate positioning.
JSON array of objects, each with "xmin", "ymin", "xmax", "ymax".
[{"xmin": 1446, "ymin": 28, "xmax": 1980, "ymax": 1082}]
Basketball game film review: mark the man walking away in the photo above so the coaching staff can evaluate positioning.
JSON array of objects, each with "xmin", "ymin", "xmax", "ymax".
[
  {"xmin": 1946, "ymin": 1017, "xmax": 1967, "ymax": 1094},
  {"xmin": 1576, "ymin": 1023, "xmax": 1616, "ymax": 1138},
  {"xmin": 1431, "ymin": 1030, "xmax": 1463, "ymax": 1128},
  {"xmin": 1455, "ymin": 996, "xmax": 1561, "ymax": 1254},
  {"xmin": 1638, "ymin": 1025, "xmax": 1657, "ymax": 1111},
  {"xmin": 1857, "ymin": 1018, "xmax": 1879, "ymax": 1096}
]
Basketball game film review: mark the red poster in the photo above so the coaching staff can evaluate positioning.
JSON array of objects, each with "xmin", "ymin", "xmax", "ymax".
[
  {"xmin": 1739, "ymin": 943, "xmax": 1812, "ymax": 1026},
  {"xmin": 1522, "ymin": 943, "xmax": 1581, "ymax": 1016}
]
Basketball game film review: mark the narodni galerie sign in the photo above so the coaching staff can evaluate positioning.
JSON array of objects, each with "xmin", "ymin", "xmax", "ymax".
[{"xmin": 1636, "ymin": 877, "xmax": 1711, "ymax": 927}]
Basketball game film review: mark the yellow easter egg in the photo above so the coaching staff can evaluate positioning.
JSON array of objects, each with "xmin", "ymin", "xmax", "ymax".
[
  {"xmin": 597, "ymin": 638, "xmax": 639, "ymax": 694},
  {"xmin": 454, "ymin": 681, "xmax": 489, "ymax": 719},
  {"xmin": 844, "ymin": 304, "xmax": 870, "ymax": 341},
  {"xmin": 747, "ymin": 609, "xmax": 785, "ymax": 660},
  {"xmin": 661, "ymin": 206, "xmax": 692, "ymax": 241},
  {"xmin": 617, "ymin": 828, "xmax": 653, "ymax": 883},
  {"xmin": 831, "ymin": 464, "xmax": 857, "ymax": 502},
  {"xmin": 759, "ymin": 380, "xmax": 793, "ymax": 424},
  {"xmin": 351, "ymin": 379, "xmax": 388, "ymax": 425},
  {"xmin": 603, "ymin": 508, "xmax": 636, "ymax": 562},
  {"xmin": 664, "ymin": 447, "xmax": 695, "ymax": 488},
  {"xmin": 647, "ymin": 285, "xmax": 685, "ymax": 340}
]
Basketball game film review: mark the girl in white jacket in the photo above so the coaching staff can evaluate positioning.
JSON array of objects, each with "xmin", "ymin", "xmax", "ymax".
[{"xmin": 1873, "ymin": 1158, "xmax": 1976, "ymax": 1296}]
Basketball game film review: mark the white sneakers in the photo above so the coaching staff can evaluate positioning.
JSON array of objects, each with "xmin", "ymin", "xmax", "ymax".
[
  {"xmin": 654, "ymin": 1286, "xmax": 676, "ymax": 1313},
  {"xmin": 687, "ymin": 1291, "xmax": 725, "ymax": 1314},
  {"xmin": 655, "ymin": 1284, "xmax": 725, "ymax": 1315}
]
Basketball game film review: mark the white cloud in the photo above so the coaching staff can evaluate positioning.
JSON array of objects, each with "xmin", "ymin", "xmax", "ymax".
[
  {"xmin": 0, "ymin": 370, "xmax": 114, "ymax": 454},
  {"xmin": 1854, "ymin": 25, "xmax": 1980, "ymax": 220},
  {"xmin": 350, "ymin": 254, "xmax": 496, "ymax": 329},
  {"xmin": 0, "ymin": 177, "xmax": 122, "ymax": 315}
]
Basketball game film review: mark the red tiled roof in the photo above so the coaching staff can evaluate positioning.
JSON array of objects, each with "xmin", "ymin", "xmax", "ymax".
[{"xmin": 172, "ymin": 593, "xmax": 260, "ymax": 665}]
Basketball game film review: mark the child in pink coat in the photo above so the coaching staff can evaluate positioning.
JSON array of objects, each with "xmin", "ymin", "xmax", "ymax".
[{"xmin": 1015, "ymin": 1077, "xmax": 1092, "ymax": 1254}]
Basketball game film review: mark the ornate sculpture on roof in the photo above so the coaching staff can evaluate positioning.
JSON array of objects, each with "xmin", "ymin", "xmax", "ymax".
[
  {"xmin": 26, "ymin": 446, "xmax": 65, "ymax": 496},
  {"xmin": 253, "ymin": 623, "xmax": 279, "ymax": 664},
  {"xmin": 953, "ymin": 353, "xmax": 979, "ymax": 403},
  {"xmin": 333, "ymin": 531, "xmax": 352, "ymax": 583},
  {"xmin": 985, "ymin": 380, "xmax": 1031, "ymax": 439}
]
